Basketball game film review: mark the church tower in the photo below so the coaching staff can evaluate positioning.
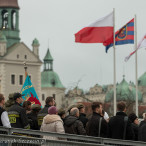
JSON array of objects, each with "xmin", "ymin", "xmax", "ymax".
[
  {"xmin": 0, "ymin": 0, "xmax": 20, "ymax": 48},
  {"xmin": 41, "ymin": 48, "xmax": 65, "ymax": 108}
]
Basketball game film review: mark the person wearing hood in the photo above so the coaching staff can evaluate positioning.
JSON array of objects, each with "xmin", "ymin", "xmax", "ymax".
[
  {"xmin": 64, "ymin": 107, "xmax": 86, "ymax": 135},
  {"xmin": 40, "ymin": 106, "xmax": 65, "ymax": 140}
]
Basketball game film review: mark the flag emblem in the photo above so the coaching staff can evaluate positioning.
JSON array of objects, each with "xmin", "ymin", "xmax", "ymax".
[
  {"xmin": 104, "ymin": 18, "xmax": 134, "ymax": 52},
  {"xmin": 117, "ymin": 26, "xmax": 127, "ymax": 40}
]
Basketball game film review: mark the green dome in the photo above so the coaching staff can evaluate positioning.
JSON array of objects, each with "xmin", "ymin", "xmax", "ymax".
[
  {"xmin": 41, "ymin": 71, "xmax": 64, "ymax": 88},
  {"xmin": 0, "ymin": 33, "xmax": 7, "ymax": 42},
  {"xmin": 32, "ymin": 38, "xmax": 39, "ymax": 45},
  {"xmin": 138, "ymin": 72, "xmax": 146, "ymax": 86},
  {"xmin": 105, "ymin": 77, "xmax": 142, "ymax": 102}
]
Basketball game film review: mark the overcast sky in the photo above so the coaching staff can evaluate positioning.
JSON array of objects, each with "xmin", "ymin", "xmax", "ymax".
[{"xmin": 18, "ymin": 0, "xmax": 146, "ymax": 91}]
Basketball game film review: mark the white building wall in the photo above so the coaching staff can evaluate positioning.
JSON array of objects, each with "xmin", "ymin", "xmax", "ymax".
[
  {"xmin": 41, "ymin": 87, "xmax": 65, "ymax": 109},
  {"xmin": 3, "ymin": 63, "xmax": 41, "ymax": 101}
]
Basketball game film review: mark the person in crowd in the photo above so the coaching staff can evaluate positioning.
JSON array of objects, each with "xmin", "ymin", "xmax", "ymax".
[
  {"xmin": 138, "ymin": 121, "xmax": 146, "ymax": 142},
  {"xmin": 40, "ymin": 106, "xmax": 65, "ymax": 140},
  {"xmin": 58, "ymin": 108, "xmax": 66, "ymax": 122},
  {"xmin": 86, "ymin": 102, "xmax": 107, "ymax": 137},
  {"xmin": 23, "ymin": 100, "xmax": 31, "ymax": 114},
  {"xmin": 128, "ymin": 113, "xmax": 139, "ymax": 141},
  {"xmin": 77, "ymin": 103, "xmax": 88, "ymax": 128},
  {"xmin": 8, "ymin": 93, "xmax": 30, "ymax": 129},
  {"xmin": 27, "ymin": 104, "xmax": 41, "ymax": 130},
  {"xmin": 67, "ymin": 104, "xmax": 76, "ymax": 114},
  {"xmin": 139, "ymin": 113, "xmax": 146, "ymax": 128},
  {"xmin": 108, "ymin": 101, "xmax": 134, "ymax": 140},
  {"xmin": 64, "ymin": 107, "xmax": 86, "ymax": 135},
  {"xmin": 0, "ymin": 94, "xmax": 11, "ymax": 129},
  {"xmin": 101, "ymin": 110, "xmax": 109, "ymax": 123},
  {"xmin": 37, "ymin": 96, "xmax": 55, "ymax": 129}
]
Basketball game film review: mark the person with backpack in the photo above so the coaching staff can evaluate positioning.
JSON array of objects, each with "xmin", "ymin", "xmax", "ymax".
[
  {"xmin": 108, "ymin": 101, "xmax": 134, "ymax": 140},
  {"xmin": 86, "ymin": 102, "xmax": 107, "ymax": 137}
]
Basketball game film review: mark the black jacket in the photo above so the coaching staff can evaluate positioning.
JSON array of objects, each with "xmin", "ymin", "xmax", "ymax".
[
  {"xmin": 37, "ymin": 104, "xmax": 51, "ymax": 128},
  {"xmin": 139, "ymin": 120, "xmax": 146, "ymax": 128},
  {"xmin": 8, "ymin": 102, "xmax": 30, "ymax": 129},
  {"xmin": 131, "ymin": 123, "xmax": 138, "ymax": 141},
  {"xmin": 79, "ymin": 113, "xmax": 88, "ymax": 128},
  {"xmin": 64, "ymin": 115, "xmax": 86, "ymax": 135},
  {"xmin": 108, "ymin": 112, "xmax": 134, "ymax": 140},
  {"xmin": 27, "ymin": 111, "xmax": 39, "ymax": 130},
  {"xmin": 86, "ymin": 112, "xmax": 108, "ymax": 137},
  {"xmin": 138, "ymin": 123, "xmax": 146, "ymax": 141}
]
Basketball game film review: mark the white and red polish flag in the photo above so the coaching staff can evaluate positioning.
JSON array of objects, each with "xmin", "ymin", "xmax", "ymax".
[
  {"xmin": 125, "ymin": 34, "xmax": 146, "ymax": 62},
  {"xmin": 75, "ymin": 11, "xmax": 114, "ymax": 43}
]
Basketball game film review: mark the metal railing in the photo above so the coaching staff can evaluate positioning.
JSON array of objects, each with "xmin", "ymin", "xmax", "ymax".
[{"xmin": 0, "ymin": 126, "xmax": 146, "ymax": 146}]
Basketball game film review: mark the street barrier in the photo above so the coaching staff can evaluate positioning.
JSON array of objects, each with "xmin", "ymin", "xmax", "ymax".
[{"xmin": 0, "ymin": 126, "xmax": 145, "ymax": 146}]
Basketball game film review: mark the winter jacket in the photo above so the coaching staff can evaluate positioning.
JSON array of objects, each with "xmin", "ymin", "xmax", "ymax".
[
  {"xmin": 38, "ymin": 105, "xmax": 51, "ymax": 129},
  {"xmin": 40, "ymin": 114, "xmax": 65, "ymax": 140},
  {"xmin": 138, "ymin": 123, "xmax": 146, "ymax": 142},
  {"xmin": 131, "ymin": 123, "xmax": 138, "ymax": 141},
  {"xmin": 27, "ymin": 111, "xmax": 39, "ymax": 130},
  {"xmin": 64, "ymin": 115, "xmax": 86, "ymax": 135},
  {"xmin": 108, "ymin": 112, "xmax": 134, "ymax": 140},
  {"xmin": 79, "ymin": 113, "xmax": 88, "ymax": 128},
  {"xmin": 139, "ymin": 120, "xmax": 146, "ymax": 128},
  {"xmin": 86, "ymin": 112, "xmax": 107, "ymax": 137},
  {"xmin": 8, "ymin": 102, "xmax": 30, "ymax": 129}
]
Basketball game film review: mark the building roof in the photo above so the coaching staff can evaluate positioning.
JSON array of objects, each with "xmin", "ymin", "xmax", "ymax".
[
  {"xmin": 138, "ymin": 72, "xmax": 146, "ymax": 86},
  {"xmin": 0, "ymin": 0, "xmax": 19, "ymax": 9},
  {"xmin": 32, "ymin": 38, "xmax": 39, "ymax": 46},
  {"xmin": 41, "ymin": 71, "xmax": 65, "ymax": 88},
  {"xmin": 44, "ymin": 48, "xmax": 53, "ymax": 61},
  {"xmin": 105, "ymin": 76, "xmax": 142, "ymax": 102}
]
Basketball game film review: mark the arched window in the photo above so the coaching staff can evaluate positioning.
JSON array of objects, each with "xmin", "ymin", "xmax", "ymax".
[
  {"xmin": 11, "ymin": 10, "xmax": 16, "ymax": 29},
  {"xmin": 2, "ymin": 10, "xmax": 8, "ymax": 29}
]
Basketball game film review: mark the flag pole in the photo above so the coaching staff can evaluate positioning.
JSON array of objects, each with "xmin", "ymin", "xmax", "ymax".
[
  {"xmin": 113, "ymin": 8, "xmax": 116, "ymax": 115},
  {"xmin": 134, "ymin": 15, "xmax": 138, "ymax": 116},
  {"xmin": 24, "ymin": 61, "xmax": 28, "ymax": 79}
]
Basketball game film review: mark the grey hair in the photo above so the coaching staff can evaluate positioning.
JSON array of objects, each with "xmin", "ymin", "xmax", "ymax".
[{"xmin": 70, "ymin": 107, "xmax": 79, "ymax": 116}]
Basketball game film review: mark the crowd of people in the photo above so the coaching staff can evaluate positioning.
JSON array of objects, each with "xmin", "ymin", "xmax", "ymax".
[{"xmin": 0, "ymin": 92, "xmax": 146, "ymax": 142}]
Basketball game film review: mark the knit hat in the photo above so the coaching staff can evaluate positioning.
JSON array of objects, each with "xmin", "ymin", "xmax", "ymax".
[
  {"xmin": 48, "ymin": 106, "xmax": 57, "ymax": 115},
  {"xmin": 128, "ymin": 113, "xmax": 137, "ymax": 123}
]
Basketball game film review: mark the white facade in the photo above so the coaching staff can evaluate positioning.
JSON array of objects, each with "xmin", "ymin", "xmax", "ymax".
[{"xmin": 0, "ymin": 42, "xmax": 42, "ymax": 101}]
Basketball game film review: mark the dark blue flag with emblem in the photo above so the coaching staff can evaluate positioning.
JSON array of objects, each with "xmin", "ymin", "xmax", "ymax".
[{"xmin": 103, "ymin": 18, "xmax": 134, "ymax": 53}]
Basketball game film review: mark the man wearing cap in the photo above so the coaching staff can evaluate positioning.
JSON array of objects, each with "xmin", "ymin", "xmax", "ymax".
[
  {"xmin": 37, "ymin": 96, "xmax": 55, "ymax": 129},
  {"xmin": 27, "ymin": 104, "xmax": 41, "ymax": 130},
  {"xmin": 8, "ymin": 93, "xmax": 30, "ymax": 129},
  {"xmin": 77, "ymin": 104, "xmax": 88, "ymax": 128}
]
